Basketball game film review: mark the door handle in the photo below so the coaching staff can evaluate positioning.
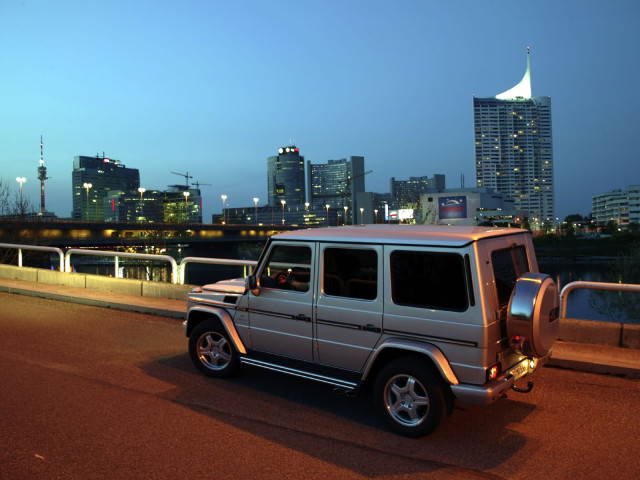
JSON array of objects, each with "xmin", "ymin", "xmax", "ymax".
[
  {"xmin": 362, "ymin": 324, "xmax": 381, "ymax": 333},
  {"xmin": 294, "ymin": 314, "xmax": 311, "ymax": 322}
]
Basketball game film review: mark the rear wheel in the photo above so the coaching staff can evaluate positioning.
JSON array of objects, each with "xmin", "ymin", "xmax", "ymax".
[
  {"xmin": 188, "ymin": 319, "xmax": 240, "ymax": 378},
  {"xmin": 373, "ymin": 357, "xmax": 447, "ymax": 437}
]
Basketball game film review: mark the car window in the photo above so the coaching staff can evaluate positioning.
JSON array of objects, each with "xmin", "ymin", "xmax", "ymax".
[
  {"xmin": 323, "ymin": 247, "xmax": 377, "ymax": 300},
  {"xmin": 390, "ymin": 250, "xmax": 468, "ymax": 311},
  {"xmin": 491, "ymin": 246, "xmax": 530, "ymax": 306},
  {"xmin": 259, "ymin": 244, "xmax": 311, "ymax": 292}
]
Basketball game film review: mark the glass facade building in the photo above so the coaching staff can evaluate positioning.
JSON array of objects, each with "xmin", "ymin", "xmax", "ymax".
[
  {"xmin": 307, "ymin": 156, "xmax": 365, "ymax": 220},
  {"xmin": 267, "ymin": 146, "xmax": 306, "ymax": 207},
  {"xmin": 72, "ymin": 155, "xmax": 140, "ymax": 221},
  {"xmin": 390, "ymin": 174, "xmax": 445, "ymax": 209},
  {"xmin": 473, "ymin": 49, "xmax": 554, "ymax": 224}
]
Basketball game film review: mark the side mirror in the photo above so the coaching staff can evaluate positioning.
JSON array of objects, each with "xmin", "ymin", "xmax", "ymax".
[{"xmin": 248, "ymin": 275, "xmax": 260, "ymax": 296}]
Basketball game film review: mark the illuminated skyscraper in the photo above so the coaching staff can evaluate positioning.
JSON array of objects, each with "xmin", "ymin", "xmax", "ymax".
[
  {"xmin": 267, "ymin": 145, "xmax": 306, "ymax": 206},
  {"xmin": 473, "ymin": 48, "xmax": 554, "ymax": 223},
  {"xmin": 72, "ymin": 154, "xmax": 140, "ymax": 221}
]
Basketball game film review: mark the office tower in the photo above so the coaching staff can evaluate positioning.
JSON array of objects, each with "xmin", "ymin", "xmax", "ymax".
[
  {"xmin": 72, "ymin": 154, "xmax": 140, "ymax": 221},
  {"xmin": 267, "ymin": 146, "xmax": 306, "ymax": 206},
  {"xmin": 473, "ymin": 48, "xmax": 554, "ymax": 223},
  {"xmin": 307, "ymin": 156, "xmax": 366, "ymax": 216},
  {"xmin": 390, "ymin": 174, "xmax": 445, "ymax": 209}
]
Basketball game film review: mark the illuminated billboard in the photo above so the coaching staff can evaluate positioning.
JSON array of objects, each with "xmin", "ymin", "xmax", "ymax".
[{"xmin": 439, "ymin": 196, "xmax": 467, "ymax": 219}]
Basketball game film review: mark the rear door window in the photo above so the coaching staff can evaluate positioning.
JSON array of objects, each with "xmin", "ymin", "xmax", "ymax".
[{"xmin": 491, "ymin": 246, "xmax": 530, "ymax": 306}]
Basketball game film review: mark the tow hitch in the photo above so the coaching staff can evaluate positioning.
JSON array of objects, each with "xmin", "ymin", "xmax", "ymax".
[{"xmin": 512, "ymin": 380, "xmax": 534, "ymax": 394}]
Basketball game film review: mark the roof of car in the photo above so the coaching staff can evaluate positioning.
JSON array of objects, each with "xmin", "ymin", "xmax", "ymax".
[{"xmin": 273, "ymin": 225, "xmax": 528, "ymax": 247}]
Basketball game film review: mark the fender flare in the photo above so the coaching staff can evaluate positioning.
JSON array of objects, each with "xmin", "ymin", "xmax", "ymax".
[
  {"xmin": 362, "ymin": 338, "xmax": 459, "ymax": 386},
  {"xmin": 186, "ymin": 306, "xmax": 247, "ymax": 355}
]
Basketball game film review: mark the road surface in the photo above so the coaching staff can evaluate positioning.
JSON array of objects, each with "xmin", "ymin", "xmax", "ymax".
[{"xmin": 1, "ymin": 292, "xmax": 638, "ymax": 479}]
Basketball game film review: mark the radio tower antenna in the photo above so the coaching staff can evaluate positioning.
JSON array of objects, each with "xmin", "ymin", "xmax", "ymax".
[{"xmin": 37, "ymin": 134, "xmax": 49, "ymax": 213}]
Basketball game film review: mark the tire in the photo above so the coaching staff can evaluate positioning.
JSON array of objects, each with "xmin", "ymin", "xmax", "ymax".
[
  {"xmin": 188, "ymin": 319, "xmax": 240, "ymax": 378},
  {"xmin": 373, "ymin": 357, "xmax": 447, "ymax": 437}
]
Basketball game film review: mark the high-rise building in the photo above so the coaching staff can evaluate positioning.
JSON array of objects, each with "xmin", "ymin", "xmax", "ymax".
[
  {"xmin": 390, "ymin": 174, "xmax": 445, "ymax": 209},
  {"xmin": 473, "ymin": 48, "xmax": 554, "ymax": 224},
  {"xmin": 307, "ymin": 156, "xmax": 366, "ymax": 220},
  {"xmin": 267, "ymin": 146, "xmax": 306, "ymax": 207},
  {"xmin": 72, "ymin": 154, "xmax": 140, "ymax": 221},
  {"xmin": 104, "ymin": 186, "xmax": 202, "ymax": 224}
]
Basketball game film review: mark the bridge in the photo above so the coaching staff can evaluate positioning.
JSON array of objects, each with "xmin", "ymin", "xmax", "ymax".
[{"xmin": 0, "ymin": 219, "xmax": 294, "ymax": 248}]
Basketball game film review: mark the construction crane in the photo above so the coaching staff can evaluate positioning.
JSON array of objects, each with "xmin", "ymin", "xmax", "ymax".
[
  {"xmin": 171, "ymin": 171, "xmax": 193, "ymax": 188},
  {"xmin": 191, "ymin": 180, "xmax": 211, "ymax": 190}
]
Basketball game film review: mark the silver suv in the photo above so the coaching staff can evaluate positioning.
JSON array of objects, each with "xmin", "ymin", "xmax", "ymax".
[{"xmin": 184, "ymin": 225, "xmax": 559, "ymax": 437}]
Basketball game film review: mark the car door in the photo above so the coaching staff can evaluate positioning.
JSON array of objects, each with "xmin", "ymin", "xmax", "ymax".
[
  {"xmin": 248, "ymin": 242, "xmax": 315, "ymax": 361},
  {"xmin": 314, "ymin": 244, "xmax": 383, "ymax": 371}
]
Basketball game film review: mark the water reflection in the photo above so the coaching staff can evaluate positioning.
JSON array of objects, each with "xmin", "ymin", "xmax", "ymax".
[{"xmin": 540, "ymin": 263, "xmax": 638, "ymax": 324}]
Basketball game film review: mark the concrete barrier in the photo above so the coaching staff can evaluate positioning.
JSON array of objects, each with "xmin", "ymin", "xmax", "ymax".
[
  {"xmin": 622, "ymin": 323, "xmax": 640, "ymax": 349},
  {"xmin": 85, "ymin": 274, "xmax": 143, "ymax": 297},
  {"xmin": 558, "ymin": 317, "xmax": 622, "ymax": 347},
  {"xmin": 142, "ymin": 281, "xmax": 192, "ymax": 300},
  {"xmin": 38, "ymin": 269, "xmax": 87, "ymax": 288},
  {"xmin": 0, "ymin": 264, "xmax": 39, "ymax": 282}
]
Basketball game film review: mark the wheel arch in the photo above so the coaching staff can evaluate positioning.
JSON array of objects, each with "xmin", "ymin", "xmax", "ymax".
[
  {"xmin": 186, "ymin": 306, "xmax": 247, "ymax": 355},
  {"xmin": 362, "ymin": 339, "xmax": 459, "ymax": 387}
]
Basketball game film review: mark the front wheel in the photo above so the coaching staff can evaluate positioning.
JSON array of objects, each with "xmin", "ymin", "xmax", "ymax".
[
  {"xmin": 189, "ymin": 319, "xmax": 240, "ymax": 378},
  {"xmin": 373, "ymin": 357, "xmax": 447, "ymax": 437}
]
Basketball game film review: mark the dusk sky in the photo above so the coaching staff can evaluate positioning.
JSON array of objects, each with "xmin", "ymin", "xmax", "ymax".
[{"xmin": 1, "ymin": 0, "xmax": 639, "ymax": 222}]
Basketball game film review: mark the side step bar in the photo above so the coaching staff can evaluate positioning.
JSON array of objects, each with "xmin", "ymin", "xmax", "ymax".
[{"xmin": 240, "ymin": 357, "xmax": 359, "ymax": 391}]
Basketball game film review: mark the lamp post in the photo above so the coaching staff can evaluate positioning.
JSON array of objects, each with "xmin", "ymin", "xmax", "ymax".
[
  {"xmin": 343, "ymin": 206, "xmax": 348, "ymax": 225},
  {"xmin": 16, "ymin": 177, "xmax": 26, "ymax": 212},
  {"xmin": 359, "ymin": 207, "xmax": 364, "ymax": 224},
  {"xmin": 281, "ymin": 199, "xmax": 286, "ymax": 225},
  {"xmin": 82, "ymin": 182, "xmax": 92, "ymax": 221},
  {"xmin": 138, "ymin": 187, "xmax": 146, "ymax": 221},
  {"xmin": 325, "ymin": 204, "xmax": 330, "ymax": 226},
  {"xmin": 183, "ymin": 191, "xmax": 190, "ymax": 221},
  {"xmin": 374, "ymin": 209, "xmax": 378, "ymax": 224},
  {"xmin": 253, "ymin": 197, "xmax": 259, "ymax": 225},
  {"xmin": 221, "ymin": 194, "xmax": 227, "ymax": 225}
]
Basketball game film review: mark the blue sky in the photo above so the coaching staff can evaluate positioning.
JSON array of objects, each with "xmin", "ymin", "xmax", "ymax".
[{"xmin": 1, "ymin": 0, "xmax": 639, "ymax": 222}]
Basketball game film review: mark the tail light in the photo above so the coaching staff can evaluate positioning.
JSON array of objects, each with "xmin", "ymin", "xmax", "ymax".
[{"xmin": 487, "ymin": 363, "xmax": 501, "ymax": 382}]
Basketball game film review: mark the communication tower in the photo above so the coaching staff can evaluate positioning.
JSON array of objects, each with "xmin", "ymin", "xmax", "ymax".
[{"xmin": 37, "ymin": 135, "xmax": 49, "ymax": 213}]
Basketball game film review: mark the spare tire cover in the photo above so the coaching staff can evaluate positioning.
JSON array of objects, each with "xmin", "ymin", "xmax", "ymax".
[{"xmin": 507, "ymin": 273, "xmax": 560, "ymax": 357}]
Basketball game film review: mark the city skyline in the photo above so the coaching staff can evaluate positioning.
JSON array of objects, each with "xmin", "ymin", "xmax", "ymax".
[{"xmin": 1, "ymin": 1, "xmax": 639, "ymax": 222}]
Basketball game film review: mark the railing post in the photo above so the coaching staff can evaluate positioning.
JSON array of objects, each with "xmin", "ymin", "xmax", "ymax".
[{"xmin": 18, "ymin": 248, "xmax": 22, "ymax": 267}]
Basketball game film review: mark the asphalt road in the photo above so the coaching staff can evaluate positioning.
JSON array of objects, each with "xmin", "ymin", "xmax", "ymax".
[{"xmin": 1, "ymin": 292, "xmax": 639, "ymax": 480}]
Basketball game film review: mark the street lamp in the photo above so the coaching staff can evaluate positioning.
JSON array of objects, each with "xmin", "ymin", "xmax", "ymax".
[
  {"xmin": 83, "ymin": 182, "xmax": 92, "ymax": 221},
  {"xmin": 281, "ymin": 199, "xmax": 286, "ymax": 225},
  {"xmin": 359, "ymin": 207, "xmax": 364, "ymax": 224},
  {"xmin": 374, "ymin": 209, "xmax": 378, "ymax": 224},
  {"xmin": 183, "ymin": 191, "xmax": 190, "ymax": 220},
  {"xmin": 253, "ymin": 197, "xmax": 259, "ymax": 225},
  {"xmin": 16, "ymin": 177, "xmax": 26, "ymax": 210},
  {"xmin": 221, "ymin": 194, "xmax": 227, "ymax": 225},
  {"xmin": 138, "ymin": 187, "xmax": 146, "ymax": 221},
  {"xmin": 343, "ymin": 206, "xmax": 348, "ymax": 225},
  {"xmin": 325, "ymin": 204, "xmax": 330, "ymax": 226}
]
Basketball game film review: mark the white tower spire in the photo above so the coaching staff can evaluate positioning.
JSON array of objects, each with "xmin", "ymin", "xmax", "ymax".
[{"xmin": 496, "ymin": 46, "xmax": 531, "ymax": 99}]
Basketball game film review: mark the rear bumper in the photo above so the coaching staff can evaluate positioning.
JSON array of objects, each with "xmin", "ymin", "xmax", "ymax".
[{"xmin": 451, "ymin": 350, "xmax": 552, "ymax": 406}]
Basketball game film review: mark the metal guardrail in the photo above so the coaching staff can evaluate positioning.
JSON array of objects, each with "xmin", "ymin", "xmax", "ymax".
[
  {"xmin": 178, "ymin": 257, "xmax": 256, "ymax": 285},
  {"xmin": 0, "ymin": 242, "xmax": 65, "ymax": 272},
  {"xmin": 65, "ymin": 249, "xmax": 180, "ymax": 284},
  {"xmin": 1, "ymin": 242, "xmax": 256, "ymax": 285},
  {"xmin": 560, "ymin": 281, "xmax": 640, "ymax": 320}
]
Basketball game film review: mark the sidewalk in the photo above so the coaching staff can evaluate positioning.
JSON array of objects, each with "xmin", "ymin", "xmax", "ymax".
[{"xmin": 1, "ymin": 277, "xmax": 639, "ymax": 379}]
